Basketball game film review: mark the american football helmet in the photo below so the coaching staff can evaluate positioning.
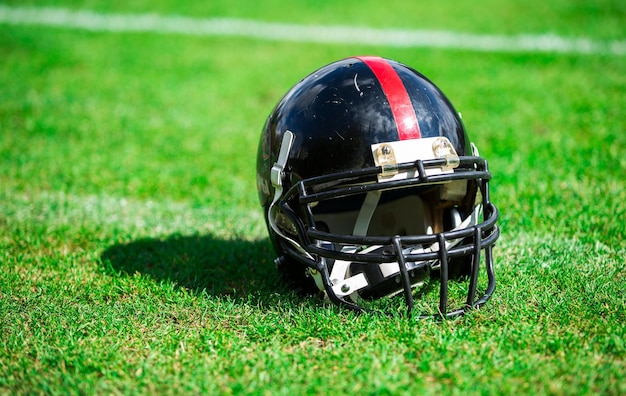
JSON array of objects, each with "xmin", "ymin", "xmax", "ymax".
[{"xmin": 256, "ymin": 56, "xmax": 499, "ymax": 318}]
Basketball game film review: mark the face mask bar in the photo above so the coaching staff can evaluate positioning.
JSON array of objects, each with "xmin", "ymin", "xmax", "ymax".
[{"xmin": 273, "ymin": 153, "xmax": 499, "ymax": 318}]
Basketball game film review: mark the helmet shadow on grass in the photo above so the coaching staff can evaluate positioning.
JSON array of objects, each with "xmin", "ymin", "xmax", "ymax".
[{"xmin": 100, "ymin": 234, "xmax": 282, "ymax": 298}]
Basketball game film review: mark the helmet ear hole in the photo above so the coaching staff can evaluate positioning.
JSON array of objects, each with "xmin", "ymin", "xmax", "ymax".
[
  {"xmin": 443, "ymin": 207, "xmax": 464, "ymax": 231},
  {"xmin": 315, "ymin": 221, "xmax": 330, "ymax": 233}
]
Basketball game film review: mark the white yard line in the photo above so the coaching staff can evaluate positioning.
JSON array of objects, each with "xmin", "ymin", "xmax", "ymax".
[
  {"xmin": 2, "ymin": 188, "xmax": 265, "ymax": 238},
  {"xmin": 0, "ymin": 5, "xmax": 624, "ymax": 56}
]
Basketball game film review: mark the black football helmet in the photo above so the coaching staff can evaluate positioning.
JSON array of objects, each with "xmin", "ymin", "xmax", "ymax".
[{"xmin": 256, "ymin": 56, "xmax": 499, "ymax": 318}]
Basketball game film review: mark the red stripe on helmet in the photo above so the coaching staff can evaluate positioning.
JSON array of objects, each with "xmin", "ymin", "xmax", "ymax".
[{"xmin": 357, "ymin": 56, "xmax": 421, "ymax": 140}]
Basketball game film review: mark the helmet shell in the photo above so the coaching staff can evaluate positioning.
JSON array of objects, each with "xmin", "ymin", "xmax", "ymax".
[
  {"xmin": 257, "ymin": 57, "xmax": 469, "ymax": 208},
  {"xmin": 255, "ymin": 57, "xmax": 499, "ymax": 316}
]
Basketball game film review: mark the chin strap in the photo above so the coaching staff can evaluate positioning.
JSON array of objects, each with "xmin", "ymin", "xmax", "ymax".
[
  {"xmin": 352, "ymin": 190, "xmax": 381, "ymax": 236},
  {"xmin": 323, "ymin": 190, "xmax": 382, "ymax": 301}
]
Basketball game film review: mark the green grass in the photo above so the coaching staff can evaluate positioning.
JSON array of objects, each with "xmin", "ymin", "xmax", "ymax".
[{"xmin": 1, "ymin": 1, "xmax": 625, "ymax": 394}]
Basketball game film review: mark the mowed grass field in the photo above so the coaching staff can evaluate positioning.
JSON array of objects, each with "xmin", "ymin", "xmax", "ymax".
[{"xmin": 1, "ymin": 0, "xmax": 625, "ymax": 394}]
